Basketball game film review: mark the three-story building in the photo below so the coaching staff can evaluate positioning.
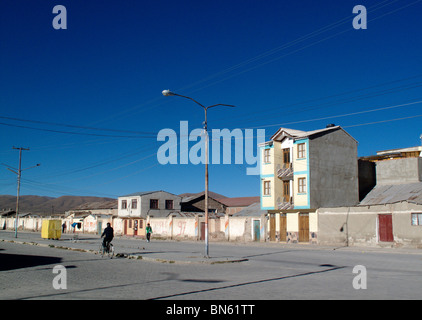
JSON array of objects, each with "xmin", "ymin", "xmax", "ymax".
[{"xmin": 260, "ymin": 125, "xmax": 359, "ymax": 243}]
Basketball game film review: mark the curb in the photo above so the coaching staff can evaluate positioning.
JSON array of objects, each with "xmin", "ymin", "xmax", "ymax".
[{"xmin": 1, "ymin": 239, "xmax": 248, "ymax": 265}]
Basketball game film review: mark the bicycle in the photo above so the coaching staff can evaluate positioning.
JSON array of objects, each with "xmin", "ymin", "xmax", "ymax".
[{"xmin": 99, "ymin": 240, "xmax": 115, "ymax": 258}]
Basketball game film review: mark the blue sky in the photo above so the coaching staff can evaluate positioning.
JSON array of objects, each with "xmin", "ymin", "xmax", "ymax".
[{"xmin": 1, "ymin": 0, "xmax": 421, "ymax": 199}]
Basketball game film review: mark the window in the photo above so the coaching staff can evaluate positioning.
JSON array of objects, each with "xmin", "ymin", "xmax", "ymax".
[
  {"xmin": 150, "ymin": 199, "xmax": 159, "ymax": 209},
  {"xmin": 297, "ymin": 143, "xmax": 306, "ymax": 159},
  {"xmin": 264, "ymin": 149, "xmax": 271, "ymax": 163},
  {"xmin": 121, "ymin": 200, "xmax": 127, "ymax": 209},
  {"xmin": 263, "ymin": 181, "xmax": 271, "ymax": 196},
  {"xmin": 298, "ymin": 177, "xmax": 307, "ymax": 193},
  {"xmin": 165, "ymin": 200, "xmax": 174, "ymax": 210},
  {"xmin": 131, "ymin": 199, "xmax": 137, "ymax": 209},
  {"xmin": 411, "ymin": 213, "xmax": 422, "ymax": 226}
]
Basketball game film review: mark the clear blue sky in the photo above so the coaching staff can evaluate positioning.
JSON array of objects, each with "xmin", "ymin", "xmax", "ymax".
[{"xmin": 1, "ymin": 0, "xmax": 421, "ymax": 199}]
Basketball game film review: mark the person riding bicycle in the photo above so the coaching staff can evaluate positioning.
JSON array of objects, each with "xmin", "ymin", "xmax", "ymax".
[{"xmin": 101, "ymin": 222, "xmax": 114, "ymax": 251}]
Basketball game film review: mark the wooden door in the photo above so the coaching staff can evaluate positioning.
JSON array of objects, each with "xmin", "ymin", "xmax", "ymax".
[
  {"xmin": 279, "ymin": 214, "xmax": 287, "ymax": 242},
  {"xmin": 379, "ymin": 214, "xmax": 393, "ymax": 242},
  {"xmin": 283, "ymin": 181, "xmax": 290, "ymax": 203},
  {"xmin": 269, "ymin": 214, "xmax": 276, "ymax": 241},
  {"xmin": 200, "ymin": 222, "xmax": 205, "ymax": 241},
  {"xmin": 124, "ymin": 220, "xmax": 127, "ymax": 235},
  {"xmin": 299, "ymin": 214, "xmax": 309, "ymax": 242}
]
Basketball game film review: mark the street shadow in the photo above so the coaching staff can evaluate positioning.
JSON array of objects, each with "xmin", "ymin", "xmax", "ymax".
[
  {"xmin": 242, "ymin": 250, "xmax": 295, "ymax": 259},
  {"xmin": 0, "ymin": 252, "xmax": 62, "ymax": 271},
  {"xmin": 148, "ymin": 265, "xmax": 346, "ymax": 300},
  {"xmin": 181, "ymin": 279, "xmax": 226, "ymax": 283}
]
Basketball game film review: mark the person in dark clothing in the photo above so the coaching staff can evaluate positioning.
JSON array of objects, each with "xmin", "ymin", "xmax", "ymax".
[
  {"xmin": 146, "ymin": 223, "xmax": 152, "ymax": 242},
  {"xmin": 101, "ymin": 222, "xmax": 114, "ymax": 250}
]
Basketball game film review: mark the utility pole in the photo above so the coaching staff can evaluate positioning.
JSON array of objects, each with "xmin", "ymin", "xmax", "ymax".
[
  {"xmin": 13, "ymin": 147, "xmax": 29, "ymax": 238},
  {"xmin": 3, "ymin": 147, "xmax": 40, "ymax": 238}
]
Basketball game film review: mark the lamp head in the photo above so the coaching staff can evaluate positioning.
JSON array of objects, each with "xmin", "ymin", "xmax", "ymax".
[{"xmin": 162, "ymin": 89, "xmax": 174, "ymax": 96}]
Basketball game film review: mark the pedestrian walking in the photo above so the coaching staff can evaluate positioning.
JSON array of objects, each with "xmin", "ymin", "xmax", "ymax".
[
  {"xmin": 62, "ymin": 222, "xmax": 66, "ymax": 233},
  {"xmin": 146, "ymin": 223, "xmax": 152, "ymax": 242}
]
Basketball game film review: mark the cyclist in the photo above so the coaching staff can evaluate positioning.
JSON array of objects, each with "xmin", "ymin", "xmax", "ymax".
[{"xmin": 101, "ymin": 222, "xmax": 114, "ymax": 252}]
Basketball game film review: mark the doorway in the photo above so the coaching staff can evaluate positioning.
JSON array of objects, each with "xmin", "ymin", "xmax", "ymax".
[
  {"xmin": 378, "ymin": 214, "xmax": 393, "ymax": 242},
  {"xmin": 200, "ymin": 222, "xmax": 205, "ymax": 241},
  {"xmin": 299, "ymin": 213, "xmax": 309, "ymax": 242},
  {"xmin": 253, "ymin": 220, "xmax": 260, "ymax": 241},
  {"xmin": 279, "ymin": 214, "xmax": 287, "ymax": 242}
]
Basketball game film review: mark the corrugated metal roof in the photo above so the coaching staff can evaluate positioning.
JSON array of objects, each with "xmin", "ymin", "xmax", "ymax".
[
  {"xmin": 121, "ymin": 191, "xmax": 161, "ymax": 197},
  {"xmin": 270, "ymin": 126, "xmax": 357, "ymax": 144},
  {"xmin": 359, "ymin": 182, "xmax": 422, "ymax": 206},
  {"xmin": 232, "ymin": 202, "xmax": 265, "ymax": 217},
  {"xmin": 215, "ymin": 196, "xmax": 260, "ymax": 207}
]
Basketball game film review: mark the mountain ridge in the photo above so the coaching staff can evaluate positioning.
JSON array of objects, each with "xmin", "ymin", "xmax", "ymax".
[{"xmin": 0, "ymin": 195, "xmax": 116, "ymax": 215}]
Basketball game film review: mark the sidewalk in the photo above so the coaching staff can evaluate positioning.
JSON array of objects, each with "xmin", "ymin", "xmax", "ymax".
[
  {"xmin": 0, "ymin": 230, "xmax": 248, "ymax": 264},
  {"xmin": 2, "ymin": 230, "xmax": 421, "ymax": 265}
]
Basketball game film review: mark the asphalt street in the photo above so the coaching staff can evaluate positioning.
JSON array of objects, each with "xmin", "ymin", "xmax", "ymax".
[{"xmin": 1, "ymin": 231, "xmax": 422, "ymax": 301}]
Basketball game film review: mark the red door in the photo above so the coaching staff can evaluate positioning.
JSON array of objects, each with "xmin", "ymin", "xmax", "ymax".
[
  {"xmin": 379, "ymin": 214, "xmax": 393, "ymax": 242},
  {"xmin": 200, "ymin": 222, "xmax": 205, "ymax": 241}
]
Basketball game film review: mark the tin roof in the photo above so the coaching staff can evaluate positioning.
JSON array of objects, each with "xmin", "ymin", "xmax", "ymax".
[
  {"xmin": 215, "ymin": 196, "xmax": 260, "ymax": 207},
  {"xmin": 359, "ymin": 182, "xmax": 422, "ymax": 206},
  {"xmin": 232, "ymin": 202, "xmax": 266, "ymax": 217},
  {"xmin": 270, "ymin": 126, "xmax": 357, "ymax": 143}
]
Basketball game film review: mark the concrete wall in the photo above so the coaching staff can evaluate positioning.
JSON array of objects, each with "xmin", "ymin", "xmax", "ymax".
[
  {"xmin": 0, "ymin": 216, "xmax": 44, "ymax": 232},
  {"xmin": 376, "ymin": 157, "xmax": 422, "ymax": 185},
  {"xmin": 318, "ymin": 202, "xmax": 422, "ymax": 248},
  {"xmin": 309, "ymin": 128, "xmax": 358, "ymax": 208}
]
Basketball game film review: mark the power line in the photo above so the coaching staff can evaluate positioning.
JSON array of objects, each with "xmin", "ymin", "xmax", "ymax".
[
  {"xmin": 213, "ymin": 74, "xmax": 422, "ymax": 125},
  {"xmin": 0, "ymin": 115, "xmax": 157, "ymax": 135},
  {"xmin": 343, "ymin": 114, "xmax": 422, "ymax": 128},
  {"xmin": 242, "ymin": 100, "xmax": 422, "ymax": 130},
  {"xmin": 0, "ymin": 121, "xmax": 157, "ymax": 138}
]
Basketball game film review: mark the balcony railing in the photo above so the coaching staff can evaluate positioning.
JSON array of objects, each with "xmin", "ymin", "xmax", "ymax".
[
  {"xmin": 277, "ymin": 163, "xmax": 293, "ymax": 180},
  {"xmin": 276, "ymin": 195, "xmax": 293, "ymax": 210}
]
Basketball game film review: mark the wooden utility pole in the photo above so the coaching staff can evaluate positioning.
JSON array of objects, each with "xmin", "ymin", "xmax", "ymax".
[
  {"xmin": 12, "ymin": 147, "xmax": 29, "ymax": 238},
  {"xmin": 6, "ymin": 147, "xmax": 40, "ymax": 238}
]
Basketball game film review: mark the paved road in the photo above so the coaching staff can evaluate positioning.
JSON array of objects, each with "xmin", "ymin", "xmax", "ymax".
[{"xmin": 1, "ymin": 231, "xmax": 422, "ymax": 301}]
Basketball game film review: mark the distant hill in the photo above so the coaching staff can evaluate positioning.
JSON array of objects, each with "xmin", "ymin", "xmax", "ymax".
[{"xmin": 0, "ymin": 195, "xmax": 116, "ymax": 215}]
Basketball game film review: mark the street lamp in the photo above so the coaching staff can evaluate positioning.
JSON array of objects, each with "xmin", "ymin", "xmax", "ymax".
[
  {"xmin": 162, "ymin": 89, "xmax": 235, "ymax": 258},
  {"xmin": 2, "ymin": 147, "xmax": 40, "ymax": 238}
]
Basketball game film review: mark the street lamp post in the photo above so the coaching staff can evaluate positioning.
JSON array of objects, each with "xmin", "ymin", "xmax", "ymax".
[
  {"xmin": 2, "ymin": 147, "xmax": 40, "ymax": 238},
  {"xmin": 162, "ymin": 90, "xmax": 235, "ymax": 258}
]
